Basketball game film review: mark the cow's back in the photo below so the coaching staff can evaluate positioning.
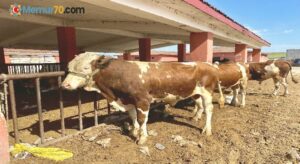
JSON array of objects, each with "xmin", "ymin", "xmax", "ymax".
[
  {"xmin": 274, "ymin": 60, "xmax": 291, "ymax": 77},
  {"xmin": 218, "ymin": 63, "xmax": 243, "ymax": 88},
  {"xmin": 95, "ymin": 60, "xmax": 210, "ymax": 100}
]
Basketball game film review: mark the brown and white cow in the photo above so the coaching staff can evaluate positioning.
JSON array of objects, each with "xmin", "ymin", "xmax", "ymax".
[
  {"xmin": 217, "ymin": 62, "xmax": 249, "ymax": 107},
  {"xmin": 191, "ymin": 62, "xmax": 249, "ymax": 121},
  {"xmin": 62, "ymin": 53, "xmax": 220, "ymax": 144},
  {"xmin": 249, "ymin": 60, "xmax": 298, "ymax": 96}
]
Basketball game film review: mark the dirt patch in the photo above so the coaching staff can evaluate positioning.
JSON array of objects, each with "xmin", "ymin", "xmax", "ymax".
[{"xmin": 9, "ymin": 74, "xmax": 300, "ymax": 163}]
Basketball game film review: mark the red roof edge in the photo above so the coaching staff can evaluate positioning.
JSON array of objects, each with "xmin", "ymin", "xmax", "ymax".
[{"xmin": 184, "ymin": 0, "xmax": 271, "ymax": 47}]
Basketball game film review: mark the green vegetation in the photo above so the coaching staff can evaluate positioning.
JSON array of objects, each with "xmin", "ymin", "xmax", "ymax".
[{"xmin": 267, "ymin": 52, "xmax": 286, "ymax": 59}]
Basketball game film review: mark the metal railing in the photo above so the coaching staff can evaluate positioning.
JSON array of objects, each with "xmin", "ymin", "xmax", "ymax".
[
  {"xmin": 0, "ymin": 71, "xmax": 111, "ymax": 144},
  {"xmin": 1, "ymin": 63, "xmax": 61, "ymax": 74}
]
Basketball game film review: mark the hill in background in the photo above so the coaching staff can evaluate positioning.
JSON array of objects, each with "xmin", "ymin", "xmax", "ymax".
[{"xmin": 267, "ymin": 52, "xmax": 286, "ymax": 59}]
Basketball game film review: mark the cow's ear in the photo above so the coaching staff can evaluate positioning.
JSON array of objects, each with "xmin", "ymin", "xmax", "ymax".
[
  {"xmin": 97, "ymin": 56, "xmax": 113, "ymax": 69},
  {"xmin": 97, "ymin": 55, "xmax": 105, "ymax": 64}
]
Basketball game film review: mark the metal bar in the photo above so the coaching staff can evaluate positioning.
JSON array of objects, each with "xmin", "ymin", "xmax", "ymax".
[
  {"xmin": 4, "ymin": 83, "xmax": 9, "ymax": 121},
  {"xmin": 0, "ymin": 71, "xmax": 65, "ymax": 81},
  {"xmin": 58, "ymin": 76, "xmax": 65, "ymax": 136},
  {"xmin": 40, "ymin": 123, "xmax": 107, "ymax": 147},
  {"xmin": 107, "ymin": 99, "xmax": 111, "ymax": 114},
  {"xmin": 8, "ymin": 80, "xmax": 19, "ymax": 143},
  {"xmin": 93, "ymin": 92, "xmax": 98, "ymax": 126},
  {"xmin": 35, "ymin": 78, "xmax": 45, "ymax": 144},
  {"xmin": 78, "ymin": 90, "xmax": 83, "ymax": 131}
]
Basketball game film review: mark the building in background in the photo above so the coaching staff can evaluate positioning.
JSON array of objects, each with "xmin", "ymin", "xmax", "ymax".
[
  {"xmin": 3, "ymin": 48, "xmax": 59, "ymax": 64},
  {"xmin": 117, "ymin": 47, "xmax": 269, "ymax": 62},
  {"xmin": 286, "ymin": 49, "xmax": 300, "ymax": 60}
]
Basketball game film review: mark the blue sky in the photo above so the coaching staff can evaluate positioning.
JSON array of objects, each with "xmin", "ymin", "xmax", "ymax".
[{"xmin": 156, "ymin": 0, "xmax": 300, "ymax": 53}]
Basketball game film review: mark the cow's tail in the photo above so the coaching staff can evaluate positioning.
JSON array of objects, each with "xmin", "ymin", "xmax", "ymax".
[{"xmin": 286, "ymin": 61, "xmax": 298, "ymax": 83}]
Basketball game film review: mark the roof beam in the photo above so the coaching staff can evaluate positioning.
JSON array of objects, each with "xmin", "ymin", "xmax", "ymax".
[
  {"xmin": 78, "ymin": 28, "xmax": 184, "ymax": 44},
  {"xmin": 0, "ymin": 27, "xmax": 53, "ymax": 46},
  {"xmin": 85, "ymin": 36, "xmax": 176, "ymax": 52},
  {"xmin": 77, "ymin": 28, "xmax": 145, "ymax": 38},
  {"xmin": 72, "ymin": 21, "xmax": 186, "ymax": 35},
  {"xmin": 0, "ymin": 6, "xmax": 186, "ymax": 36},
  {"xmin": 126, "ymin": 43, "xmax": 174, "ymax": 53},
  {"xmin": 85, "ymin": 37, "xmax": 135, "ymax": 51},
  {"xmin": 7, "ymin": 44, "xmax": 57, "ymax": 50},
  {"xmin": 80, "ymin": 0, "xmax": 264, "ymax": 48}
]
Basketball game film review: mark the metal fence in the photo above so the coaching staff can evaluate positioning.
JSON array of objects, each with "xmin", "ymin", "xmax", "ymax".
[
  {"xmin": 0, "ymin": 72, "xmax": 110, "ymax": 144},
  {"xmin": 3, "ymin": 63, "xmax": 61, "ymax": 74}
]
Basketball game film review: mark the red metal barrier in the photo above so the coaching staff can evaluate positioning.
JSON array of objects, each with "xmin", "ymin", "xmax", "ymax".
[{"xmin": 0, "ymin": 111, "xmax": 9, "ymax": 163}]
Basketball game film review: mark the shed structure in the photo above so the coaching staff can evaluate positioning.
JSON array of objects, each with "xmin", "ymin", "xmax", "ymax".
[{"xmin": 0, "ymin": 0, "xmax": 270, "ymax": 66}]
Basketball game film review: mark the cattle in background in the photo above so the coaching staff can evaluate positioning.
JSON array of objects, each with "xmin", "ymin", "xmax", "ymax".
[
  {"xmin": 62, "ymin": 53, "xmax": 221, "ymax": 144},
  {"xmin": 249, "ymin": 60, "xmax": 298, "ymax": 96}
]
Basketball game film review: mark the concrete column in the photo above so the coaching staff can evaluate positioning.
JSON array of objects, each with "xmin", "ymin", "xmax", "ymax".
[
  {"xmin": 252, "ymin": 48, "xmax": 261, "ymax": 62},
  {"xmin": 0, "ymin": 111, "xmax": 9, "ymax": 163},
  {"xmin": 123, "ymin": 52, "xmax": 131, "ymax": 60},
  {"xmin": 138, "ymin": 38, "xmax": 151, "ymax": 61},
  {"xmin": 177, "ymin": 44, "xmax": 186, "ymax": 62},
  {"xmin": 56, "ymin": 27, "xmax": 77, "ymax": 69},
  {"xmin": 235, "ymin": 44, "xmax": 247, "ymax": 63},
  {"xmin": 190, "ymin": 32, "xmax": 213, "ymax": 63}
]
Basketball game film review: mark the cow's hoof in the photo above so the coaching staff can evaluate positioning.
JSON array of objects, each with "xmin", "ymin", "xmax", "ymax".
[
  {"xmin": 206, "ymin": 131, "xmax": 212, "ymax": 136},
  {"xmin": 130, "ymin": 129, "xmax": 139, "ymax": 138},
  {"xmin": 202, "ymin": 129, "xmax": 212, "ymax": 136},
  {"xmin": 218, "ymin": 99, "xmax": 225, "ymax": 109},
  {"xmin": 191, "ymin": 116, "xmax": 199, "ymax": 122},
  {"xmin": 137, "ymin": 136, "xmax": 147, "ymax": 145},
  {"xmin": 240, "ymin": 104, "xmax": 245, "ymax": 108}
]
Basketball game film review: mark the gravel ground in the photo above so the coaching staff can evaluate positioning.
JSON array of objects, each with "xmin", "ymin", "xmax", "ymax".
[{"xmin": 9, "ymin": 73, "xmax": 300, "ymax": 164}]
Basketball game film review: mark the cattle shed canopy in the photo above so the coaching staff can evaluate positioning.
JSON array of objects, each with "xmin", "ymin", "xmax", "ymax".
[{"xmin": 0, "ymin": 0, "xmax": 270, "ymax": 53}]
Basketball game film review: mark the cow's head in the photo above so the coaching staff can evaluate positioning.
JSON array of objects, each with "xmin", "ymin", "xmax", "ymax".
[{"xmin": 62, "ymin": 52, "xmax": 102, "ymax": 90}]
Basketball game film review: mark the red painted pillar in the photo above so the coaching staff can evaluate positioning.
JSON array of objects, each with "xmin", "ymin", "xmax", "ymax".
[
  {"xmin": 190, "ymin": 32, "xmax": 213, "ymax": 63},
  {"xmin": 235, "ymin": 44, "xmax": 247, "ymax": 63},
  {"xmin": 56, "ymin": 27, "xmax": 77, "ymax": 69},
  {"xmin": 0, "ymin": 112, "xmax": 9, "ymax": 163},
  {"xmin": 138, "ymin": 38, "xmax": 151, "ymax": 61},
  {"xmin": 252, "ymin": 48, "xmax": 261, "ymax": 62},
  {"xmin": 0, "ymin": 47, "xmax": 7, "ymax": 73},
  {"xmin": 178, "ymin": 44, "xmax": 186, "ymax": 62},
  {"xmin": 123, "ymin": 52, "xmax": 131, "ymax": 60}
]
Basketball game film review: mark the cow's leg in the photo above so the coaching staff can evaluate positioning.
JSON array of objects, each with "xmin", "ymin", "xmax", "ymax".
[
  {"xmin": 217, "ymin": 81, "xmax": 225, "ymax": 108},
  {"xmin": 282, "ymin": 77, "xmax": 289, "ymax": 96},
  {"xmin": 272, "ymin": 78, "xmax": 281, "ymax": 96},
  {"xmin": 231, "ymin": 86, "xmax": 240, "ymax": 107},
  {"xmin": 240, "ymin": 80, "xmax": 247, "ymax": 108},
  {"xmin": 192, "ymin": 105, "xmax": 198, "ymax": 115},
  {"xmin": 128, "ymin": 109, "xmax": 139, "ymax": 138},
  {"xmin": 258, "ymin": 81, "xmax": 262, "ymax": 90},
  {"xmin": 136, "ymin": 100, "xmax": 150, "ymax": 145},
  {"xmin": 199, "ymin": 87, "xmax": 213, "ymax": 136},
  {"xmin": 192, "ymin": 98, "xmax": 204, "ymax": 122}
]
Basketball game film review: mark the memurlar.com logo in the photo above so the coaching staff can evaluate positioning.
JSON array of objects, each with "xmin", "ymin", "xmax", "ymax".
[
  {"xmin": 9, "ymin": 3, "xmax": 85, "ymax": 16},
  {"xmin": 9, "ymin": 4, "xmax": 21, "ymax": 16}
]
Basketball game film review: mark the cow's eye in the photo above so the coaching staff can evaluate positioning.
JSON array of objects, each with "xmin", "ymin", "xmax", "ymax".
[{"xmin": 84, "ymin": 67, "xmax": 89, "ymax": 70}]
